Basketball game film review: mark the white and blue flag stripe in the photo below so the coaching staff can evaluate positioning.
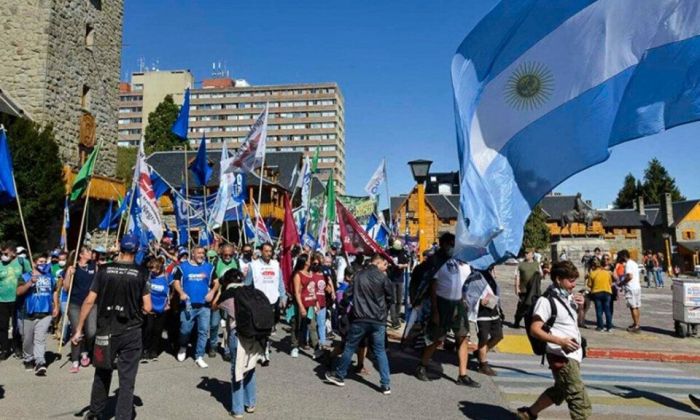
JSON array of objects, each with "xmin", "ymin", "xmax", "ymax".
[{"xmin": 453, "ymin": 0, "xmax": 700, "ymax": 268}]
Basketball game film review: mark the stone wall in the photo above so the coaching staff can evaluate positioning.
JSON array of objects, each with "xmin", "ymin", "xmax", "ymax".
[{"xmin": 0, "ymin": 0, "xmax": 123, "ymax": 177}]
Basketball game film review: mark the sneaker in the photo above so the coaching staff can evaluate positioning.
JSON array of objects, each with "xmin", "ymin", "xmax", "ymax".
[
  {"xmin": 229, "ymin": 414, "xmax": 243, "ymax": 419},
  {"xmin": 70, "ymin": 361, "xmax": 80, "ymax": 373},
  {"xmin": 34, "ymin": 363, "xmax": 47, "ymax": 376},
  {"xmin": 456, "ymin": 375, "xmax": 481, "ymax": 388},
  {"xmin": 245, "ymin": 406, "xmax": 256, "ymax": 413},
  {"xmin": 605, "ymin": 328, "xmax": 613, "ymax": 333},
  {"xmin": 313, "ymin": 349, "xmax": 325, "ymax": 360},
  {"xmin": 222, "ymin": 352, "xmax": 231, "ymax": 362},
  {"xmin": 381, "ymin": 385, "xmax": 391, "ymax": 395},
  {"xmin": 478, "ymin": 363, "xmax": 497, "ymax": 377},
  {"xmin": 626, "ymin": 325, "xmax": 641, "ymax": 333},
  {"xmin": 23, "ymin": 360, "xmax": 34, "ymax": 371},
  {"xmin": 83, "ymin": 411, "xmax": 99, "ymax": 420},
  {"xmin": 324, "ymin": 371, "xmax": 345, "ymax": 387},
  {"xmin": 261, "ymin": 358, "xmax": 270, "ymax": 367},
  {"xmin": 80, "ymin": 354, "xmax": 90, "ymax": 367},
  {"xmin": 595, "ymin": 327, "xmax": 604, "ymax": 332},
  {"xmin": 415, "ymin": 364, "xmax": 429, "ymax": 381},
  {"xmin": 208, "ymin": 348, "xmax": 217, "ymax": 358},
  {"xmin": 177, "ymin": 347, "xmax": 187, "ymax": 362},
  {"xmin": 195, "ymin": 357, "xmax": 209, "ymax": 368},
  {"xmin": 291, "ymin": 348, "xmax": 299, "ymax": 358}
]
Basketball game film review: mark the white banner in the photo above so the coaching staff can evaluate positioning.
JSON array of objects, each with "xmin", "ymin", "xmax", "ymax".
[
  {"xmin": 364, "ymin": 159, "xmax": 386, "ymax": 197},
  {"xmin": 225, "ymin": 104, "xmax": 268, "ymax": 173}
]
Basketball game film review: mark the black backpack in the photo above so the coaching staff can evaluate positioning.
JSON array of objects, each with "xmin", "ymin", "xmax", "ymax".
[
  {"xmin": 231, "ymin": 285, "xmax": 275, "ymax": 340},
  {"xmin": 525, "ymin": 292, "xmax": 558, "ymax": 357}
]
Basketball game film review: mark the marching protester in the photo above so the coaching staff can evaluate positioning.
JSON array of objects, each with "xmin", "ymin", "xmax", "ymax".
[
  {"xmin": 210, "ymin": 243, "xmax": 239, "ymax": 359},
  {"xmin": 464, "ymin": 267, "xmax": 504, "ymax": 377},
  {"xmin": 62, "ymin": 246, "xmax": 98, "ymax": 373},
  {"xmin": 215, "ymin": 268, "xmax": 261, "ymax": 418},
  {"xmin": 244, "ymin": 242, "xmax": 286, "ymax": 364},
  {"xmin": 387, "ymin": 239, "xmax": 410, "ymax": 329},
  {"xmin": 72, "ymin": 234, "xmax": 152, "ymax": 420},
  {"xmin": 414, "ymin": 257, "xmax": 480, "ymax": 388},
  {"xmin": 517, "ymin": 261, "xmax": 591, "ymax": 420},
  {"xmin": 311, "ymin": 251, "xmax": 333, "ymax": 348},
  {"xmin": 0, "ymin": 243, "xmax": 23, "ymax": 360},
  {"xmin": 290, "ymin": 253, "xmax": 320, "ymax": 358},
  {"xmin": 513, "ymin": 249, "xmax": 541, "ymax": 329},
  {"xmin": 325, "ymin": 253, "xmax": 393, "ymax": 394},
  {"xmin": 618, "ymin": 250, "xmax": 642, "ymax": 333},
  {"xmin": 16, "ymin": 253, "xmax": 59, "ymax": 376},
  {"xmin": 172, "ymin": 246, "xmax": 219, "ymax": 368},
  {"xmin": 142, "ymin": 256, "xmax": 172, "ymax": 359}
]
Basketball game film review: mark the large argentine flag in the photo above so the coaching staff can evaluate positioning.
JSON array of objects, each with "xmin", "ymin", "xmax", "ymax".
[{"xmin": 453, "ymin": 0, "xmax": 700, "ymax": 268}]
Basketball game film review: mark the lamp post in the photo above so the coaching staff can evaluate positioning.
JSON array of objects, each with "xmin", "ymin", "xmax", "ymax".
[
  {"xmin": 662, "ymin": 232, "xmax": 673, "ymax": 275},
  {"xmin": 408, "ymin": 159, "xmax": 432, "ymax": 258}
]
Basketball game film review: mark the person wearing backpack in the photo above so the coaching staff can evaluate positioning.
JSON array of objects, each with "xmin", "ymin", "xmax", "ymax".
[
  {"xmin": 517, "ymin": 260, "xmax": 591, "ymax": 420},
  {"xmin": 209, "ymin": 244, "xmax": 239, "ymax": 359},
  {"xmin": 244, "ymin": 242, "xmax": 286, "ymax": 365},
  {"xmin": 215, "ymin": 269, "xmax": 262, "ymax": 418}
]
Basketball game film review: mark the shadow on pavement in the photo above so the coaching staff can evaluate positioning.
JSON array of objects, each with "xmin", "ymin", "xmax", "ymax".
[
  {"xmin": 638, "ymin": 325, "xmax": 676, "ymax": 337},
  {"xmin": 0, "ymin": 385, "xmax": 4, "ymax": 399},
  {"xmin": 459, "ymin": 401, "xmax": 515, "ymax": 419},
  {"xmin": 73, "ymin": 390, "xmax": 143, "ymax": 419},
  {"xmin": 612, "ymin": 385, "xmax": 700, "ymax": 416},
  {"xmin": 196, "ymin": 376, "xmax": 230, "ymax": 412}
]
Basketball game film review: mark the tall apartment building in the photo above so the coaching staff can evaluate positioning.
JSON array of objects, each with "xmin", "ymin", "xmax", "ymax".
[
  {"xmin": 0, "ymin": 0, "xmax": 124, "ymax": 177},
  {"xmin": 118, "ymin": 69, "xmax": 194, "ymax": 146},
  {"xmin": 118, "ymin": 74, "xmax": 345, "ymax": 192}
]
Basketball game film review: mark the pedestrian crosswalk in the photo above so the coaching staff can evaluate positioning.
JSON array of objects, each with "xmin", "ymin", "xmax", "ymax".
[{"xmin": 488, "ymin": 353, "xmax": 700, "ymax": 419}]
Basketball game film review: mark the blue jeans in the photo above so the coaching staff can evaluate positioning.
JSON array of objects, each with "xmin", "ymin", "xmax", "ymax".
[
  {"xmin": 335, "ymin": 321, "xmax": 390, "ymax": 387},
  {"xmin": 228, "ymin": 333, "xmax": 256, "ymax": 415},
  {"xmin": 316, "ymin": 307, "xmax": 327, "ymax": 345},
  {"xmin": 210, "ymin": 309, "xmax": 222, "ymax": 350},
  {"xmin": 179, "ymin": 306, "xmax": 211, "ymax": 359},
  {"xmin": 591, "ymin": 292, "xmax": 612, "ymax": 330},
  {"xmin": 654, "ymin": 268, "xmax": 664, "ymax": 287}
]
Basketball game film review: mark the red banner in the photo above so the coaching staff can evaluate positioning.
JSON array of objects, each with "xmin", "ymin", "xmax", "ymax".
[
  {"xmin": 280, "ymin": 193, "xmax": 299, "ymax": 293},
  {"xmin": 336, "ymin": 199, "xmax": 394, "ymax": 264}
]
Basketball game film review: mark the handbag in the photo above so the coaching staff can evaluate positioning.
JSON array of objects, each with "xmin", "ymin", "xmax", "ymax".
[{"xmin": 93, "ymin": 334, "xmax": 115, "ymax": 370}]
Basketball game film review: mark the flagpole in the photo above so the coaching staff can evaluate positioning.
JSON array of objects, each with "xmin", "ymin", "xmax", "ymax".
[
  {"xmin": 383, "ymin": 157, "xmax": 392, "ymax": 235},
  {"xmin": 236, "ymin": 204, "xmax": 247, "ymax": 245},
  {"xmin": 183, "ymin": 148, "xmax": 193, "ymax": 253},
  {"xmin": 203, "ymin": 185, "xmax": 209, "ymax": 247},
  {"xmin": 58, "ymin": 137, "xmax": 103, "ymax": 355},
  {"xmin": 103, "ymin": 200, "xmax": 112, "ymax": 248},
  {"xmin": 10, "ymin": 174, "xmax": 34, "ymax": 271}
]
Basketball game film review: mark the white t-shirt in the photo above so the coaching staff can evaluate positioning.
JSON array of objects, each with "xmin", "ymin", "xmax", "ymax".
[
  {"xmin": 625, "ymin": 259, "xmax": 641, "ymax": 291},
  {"xmin": 249, "ymin": 259, "xmax": 281, "ymax": 304},
  {"xmin": 533, "ymin": 293, "xmax": 583, "ymax": 362},
  {"xmin": 434, "ymin": 259, "xmax": 471, "ymax": 300}
]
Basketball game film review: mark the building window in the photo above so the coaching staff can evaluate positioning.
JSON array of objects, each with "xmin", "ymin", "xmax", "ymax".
[
  {"xmin": 682, "ymin": 230, "xmax": 696, "ymax": 240},
  {"xmin": 85, "ymin": 24, "xmax": 95, "ymax": 49},
  {"xmin": 81, "ymin": 85, "xmax": 91, "ymax": 110}
]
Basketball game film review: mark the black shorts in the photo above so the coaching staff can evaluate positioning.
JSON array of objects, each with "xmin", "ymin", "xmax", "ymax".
[{"xmin": 476, "ymin": 318, "xmax": 503, "ymax": 344}]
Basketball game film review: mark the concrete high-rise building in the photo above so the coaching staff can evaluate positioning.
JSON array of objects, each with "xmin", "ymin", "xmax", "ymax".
[
  {"xmin": 119, "ymin": 74, "xmax": 346, "ymax": 192},
  {"xmin": 0, "ymin": 0, "xmax": 124, "ymax": 177},
  {"xmin": 118, "ymin": 69, "xmax": 194, "ymax": 146}
]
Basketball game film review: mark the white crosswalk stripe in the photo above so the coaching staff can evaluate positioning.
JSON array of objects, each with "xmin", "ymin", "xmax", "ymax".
[{"xmin": 488, "ymin": 353, "xmax": 700, "ymax": 419}]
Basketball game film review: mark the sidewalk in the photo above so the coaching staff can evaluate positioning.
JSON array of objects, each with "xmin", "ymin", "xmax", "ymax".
[{"xmin": 492, "ymin": 265, "xmax": 700, "ymax": 363}]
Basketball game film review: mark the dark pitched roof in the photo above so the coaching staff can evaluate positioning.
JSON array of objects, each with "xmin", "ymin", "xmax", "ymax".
[
  {"xmin": 599, "ymin": 209, "xmax": 645, "ymax": 227},
  {"xmin": 425, "ymin": 194, "xmax": 460, "ymax": 219},
  {"xmin": 389, "ymin": 196, "xmax": 408, "ymax": 215},
  {"xmin": 146, "ymin": 150, "xmax": 302, "ymax": 191},
  {"xmin": 643, "ymin": 209, "xmax": 660, "ymax": 226},
  {"xmin": 645, "ymin": 200, "xmax": 700, "ymax": 227},
  {"xmin": 539, "ymin": 195, "xmax": 593, "ymax": 221}
]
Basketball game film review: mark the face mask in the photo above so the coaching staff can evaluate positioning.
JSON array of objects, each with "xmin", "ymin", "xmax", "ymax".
[
  {"xmin": 311, "ymin": 263, "xmax": 321, "ymax": 272},
  {"xmin": 243, "ymin": 252, "xmax": 252, "ymax": 260},
  {"xmin": 222, "ymin": 256, "xmax": 232, "ymax": 263},
  {"xmin": 37, "ymin": 264, "xmax": 50, "ymax": 274},
  {"xmin": 58, "ymin": 261, "xmax": 66, "ymax": 267},
  {"xmin": 1, "ymin": 255, "xmax": 9, "ymax": 263}
]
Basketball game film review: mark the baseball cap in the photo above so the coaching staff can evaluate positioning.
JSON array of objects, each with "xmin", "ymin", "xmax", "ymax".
[
  {"xmin": 120, "ymin": 234, "xmax": 139, "ymax": 253},
  {"xmin": 50, "ymin": 249, "xmax": 61, "ymax": 258},
  {"xmin": 16, "ymin": 246, "xmax": 27, "ymax": 256},
  {"xmin": 206, "ymin": 249, "xmax": 217, "ymax": 259},
  {"xmin": 178, "ymin": 247, "xmax": 189, "ymax": 257}
]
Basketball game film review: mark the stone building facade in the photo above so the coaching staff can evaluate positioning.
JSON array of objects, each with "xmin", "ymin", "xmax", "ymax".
[{"xmin": 0, "ymin": 0, "xmax": 123, "ymax": 177}]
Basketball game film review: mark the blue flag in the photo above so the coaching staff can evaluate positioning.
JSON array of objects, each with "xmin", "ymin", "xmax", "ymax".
[
  {"xmin": 150, "ymin": 170, "xmax": 170, "ymax": 199},
  {"xmin": 190, "ymin": 134, "xmax": 212, "ymax": 187},
  {"xmin": 366, "ymin": 214, "xmax": 389, "ymax": 248},
  {"xmin": 452, "ymin": 0, "xmax": 700, "ymax": 269},
  {"xmin": 0, "ymin": 128, "xmax": 17, "ymax": 205},
  {"xmin": 171, "ymin": 88, "xmax": 190, "ymax": 140},
  {"xmin": 98, "ymin": 199, "xmax": 118, "ymax": 230}
]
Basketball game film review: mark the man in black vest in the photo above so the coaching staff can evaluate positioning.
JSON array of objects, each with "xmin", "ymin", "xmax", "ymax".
[{"xmin": 72, "ymin": 234, "xmax": 152, "ymax": 420}]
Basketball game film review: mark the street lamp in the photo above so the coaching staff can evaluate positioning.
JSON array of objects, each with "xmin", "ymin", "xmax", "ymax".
[{"xmin": 408, "ymin": 159, "xmax": 432, "ymax": 258}]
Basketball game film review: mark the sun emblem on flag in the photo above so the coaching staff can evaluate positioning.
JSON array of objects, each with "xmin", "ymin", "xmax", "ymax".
[{"xmin": 504, "ymin": 62, "xmax": 554, "ymax": 110}]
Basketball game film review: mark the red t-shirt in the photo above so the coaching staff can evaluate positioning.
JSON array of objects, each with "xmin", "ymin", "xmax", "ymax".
[
  {"xmin": 313, "ymin": 272, "xmax": 326, "ymax": 308},
  {"xmin": 297, "ymin": 272, "xmax": 316, "ymax": 308}
]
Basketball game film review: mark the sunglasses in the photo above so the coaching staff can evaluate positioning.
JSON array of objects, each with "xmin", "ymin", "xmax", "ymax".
[{"xmin": 222, "ymin": 254, "xmax": 234, "ymax": 258}]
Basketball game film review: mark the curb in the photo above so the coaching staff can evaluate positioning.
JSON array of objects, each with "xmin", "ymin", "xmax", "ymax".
[{"xmin": 586, "ymin": 348, "xmax": 700, "ymax": 363}]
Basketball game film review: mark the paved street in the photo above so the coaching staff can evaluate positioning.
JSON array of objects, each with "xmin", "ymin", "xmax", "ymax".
[
  {"xmin": 489, "ymin": 352, "xmax": 700, "ymax": 419},
  {"xmin": 0, "ymin": 331, "xmax": 510, "ymax": 420}
]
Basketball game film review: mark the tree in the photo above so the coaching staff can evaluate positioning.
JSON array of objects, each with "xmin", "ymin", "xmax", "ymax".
[
  {"xmin": 613, "ymin": 173, "xmax": 640, "ymax": 209},
  {"xmin": 143, "ymin": 94, "xmax": 186, "ymax": 154},
  {"xmin": 116, "ymin": 146, "xmax": 137, "ymax": 181},
  {"xmin": 641, "ymin": 158, "xmax": 685, "ymax": 204},
  {"xmin": 0, "ymin": 117, "xmax": 65, "ymax": 250},
  {"xmin": 521, "ymin": 205, "xmax": 550, "ymax": 255}
]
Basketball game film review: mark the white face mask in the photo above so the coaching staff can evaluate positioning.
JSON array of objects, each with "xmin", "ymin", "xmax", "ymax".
[
  {"xmin": 58, "ymin": 261, "xmax": 66, "ymax": 267},
  {"xmin": 1, "ymin": 255, "xmax": 9, "ymax": 263}
]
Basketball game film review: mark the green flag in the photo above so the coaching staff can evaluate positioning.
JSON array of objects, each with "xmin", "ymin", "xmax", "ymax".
[
  {"xmin": 311, "ymin": 145, "xmax": 320, "ymax": 173},
  {"xmin": 325, "ymin": 170, "xmax": 335, "ymax": 222},
  {"xmin": 70, "ymin": 145, "xmax": 100, "ymax": 201}
]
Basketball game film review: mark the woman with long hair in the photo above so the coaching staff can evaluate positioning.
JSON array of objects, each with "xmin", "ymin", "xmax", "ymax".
[
  {"xmin": 290, "ymin": 254, "xmax": 319, "ymax": 358},
  {"xmin": 62, "ymin": 246, "xmax": 97, "ymax": 373}
]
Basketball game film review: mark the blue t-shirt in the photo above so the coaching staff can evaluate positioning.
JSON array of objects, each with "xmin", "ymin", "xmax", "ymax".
[
  {"xmin": 71, "ymin": 262, "xmax": 97, "ymax": 305},
  {"xmin": 21, "ymin": 272, "xmax": 56, "ymax": 315},
  {"xmin": 149, "ymin": 273, "xmax": 172, "ymax": 313},
  {"xmin": 176, "ymin": 261, "xmax": 213, "ymax": 305}
]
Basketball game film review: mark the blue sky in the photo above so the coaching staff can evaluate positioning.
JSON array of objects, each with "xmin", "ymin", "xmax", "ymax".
[{"xmin": 122, "ymin": 0, "xmax": 700, "ymax": 209}]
